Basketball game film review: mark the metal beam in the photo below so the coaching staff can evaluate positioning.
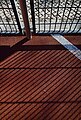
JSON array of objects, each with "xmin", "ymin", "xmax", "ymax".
[{"xmin": 19, "ymin": 0, "xmax": 31, "ymax": 39}]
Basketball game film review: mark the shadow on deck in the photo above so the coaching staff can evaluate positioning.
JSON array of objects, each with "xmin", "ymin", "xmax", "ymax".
[{"xmin": 0, "ymin": 35, "xmax": 81, "ymax": 120}]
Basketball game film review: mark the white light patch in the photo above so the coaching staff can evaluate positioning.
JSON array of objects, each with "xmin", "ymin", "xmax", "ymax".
[{"xmin": 51, "ymin": 34, "xmax": 81, "ymax": 60}]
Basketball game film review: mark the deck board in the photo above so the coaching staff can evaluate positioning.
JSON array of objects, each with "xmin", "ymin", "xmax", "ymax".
[{"xmin": 0, "ymin": 35, "xmax": 81, "ymax": 120}]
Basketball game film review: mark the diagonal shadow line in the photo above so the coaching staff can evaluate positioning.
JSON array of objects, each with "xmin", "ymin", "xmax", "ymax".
[
  {"xmin": 0, "ymin": 69, "xmax": 39, "ymax": 116},
  {"xmin": 41, "ymin": 50, "xmax": 65, "ymax": 68},
  {"xmin": 19, "ymin": 103, "xmax": 48, "ymax": 120},
  {"xmin": 47, "ymin": 102, "xmax": 79, "ymax": 120},
  {"xmin": 51, "ymin": 50, "xmax": 70, "ymax": 66},
  {"xmin": 0, "ymin": 46, "xmax": 80, "ymax": 68},
  {"xmin": 14, "ymin": 69, "xmax": 71, "ymax": 116},
  {"xmin": 6, "ymin": 69, "xmax": 58, "ymax": 102},
  {"xmin": 13, "ymin": 69, "xmax": 64, "ymax": 102},
  {"xmin": 0, "ymin": 50, "xmax": 80, "ymax": 117},
  {"xmin": 4, "ymin": 103, "xmax": 80, "ymax": 118},
  {"xmin": 30, "ymin": 103, "xmax": 60, "ymax": 120},
  {"xmin": 50, "ymin": 51, "xmax": 75, "ymax": 67},
  {"xmin": 0, "ymin": 68, "xmax": 49, "ymax": 101},
  {"xmin": 45, "ymin": 70, "xmax": 81, "ymax": 102},
  {"xmin": 0, "ymin": 69, "xmax": 62, "ymax": 116},
  {"xmin": 30, "ymin": 69, "xmax": 74, "ymax": 102},
  {"xmin": 0, "ymin": 101, "xmax": 81, "ymax": 104},
  {"xmin": 0, "ymin": 104, "xmax": 20, "ymax": 119},
  {"xmin": 31, "ymin": 50, "xmax": 62, "ymax": 68},
  {"xmin": 0, "ymin": 70, "xmax": 19, "ymax": 86},
  {"xmin": 0, "ymin": 68, "xmax": 80, "ymax": 106},
  {"xmin": 21, "ymin": 103, "xmax": 53, "ymax": 120},
  {"xmin": 9, "ymin": 103, "xmax": 42, "ymax": 120},
  {"xmin": 20, "ymin": 50, "xmax": 50, "ymax": 68},
  {"xmin": 0, "ymin": 49, "xmax": 61, "ymax": 68},
  {"xmin": 40, "ymin": 51, "xmax": 61, "ymax": 68},
  {"xmin": 0, "ymin": 70, "xmax": 39, "ymax": 97},
  {"xmin": 0, "ymin": 103, "xmax": 57, "ymax": 119},
  {"xmin": 6, "ymin": 72, "xmax": 79, "ymax": 116},
  {"xmin": 34, "ymin": 94, "xmax": 81, "ymax": 119},
  {"xmin": 61, "ymin": 102, "xmax": 81, "ymax": 120},
  {"xmin": 0, "ymin": 69, "xmax": 26, "ymax": 89},
  {"xmin": 0, "ymin": 69, "xmax": 69, "ymax": 114},
  {"xmin": 4, "ymin": 51, "xmax": 30, "ymax": 68},
  {"xmin": 17, "ymin": 51, "xmax": 47, "ymax": 68},
  {"xmin": 55, "ymin": 52, "xmax": 76, "ymax": 67},
  {"xmin": 3, "ymin": 50, "xmax": 50, "ymax": 69},
  {"xmin": 0, "ymin": 43, "xmax": 80, "ymax": 118},
  {"xmin": 29, "ymin": 69, "xmax": 80, "ymax": 117},
  {"xmin": 44, "ymin": 90, "xmax": 81, "ymax": 119},
  {"xmin": 65, "ymin": 104, "xmax": 81, "ymax": 120},
  {"xmin": 0, "ymin": 51, "xmax": 25, "ymax": 67},
  {"xmin": 56, "ymin": 78, "xmax": 81, "ymax": 102},
  {"xmin": 29, "ymin": 71, "xmax": 70, "ymax": 101},
  {"xmin": 0, "ymin": 69, "xmax": 14, "ymax": 80},
  {"xmin": 0, "ymin": 69, "xmax": 39, "ymax": 95},
  {"xmin": 0, "ymin": 71, "xmax": 41, "ymax": 94},
  {"xmin": 0, "ymin": 44, "xmax": 67, "ymax": 63},
  {"xmin": 21, "ymin": 68, "xmax": 77, "ymax": 103},
  {"xmin": 71, "ymin": 58, "xmax": 81, "ymax": 67},
  {"xmin": 40, "ymin": 100, "xmax": 75, "ymax": 120},
  {"xmin": 26, "ymin": 95, "xmax": 79, "ymax": 119},
  {"xmin": 43, "ymin": 103, "xmax": 69, "ymax": 120},
  {"xmin": 13, "ymin": 51, "xmax": 41, "ymax": 68},
  {"xmin": 6, "ymin": 51, "xmax": 38, "ymax": 68},
  {"xmin": 27, "ymin": 50, "xmax": 55, "ymax": 68},
  {"xmin": 31, "ymin": 83, "xmax": 81, "ymax": 119},
  {"xmin": 25, "ymin": 70, "xmax": 79, "ymax": 117},
  {"xmin": 52, "ymin": 89, "xmax": 81, "ymax": 119},
  {"xmin": 63, "ymin": 54, "xmax": 81, "ymax": 67},
  {"xmin": 2, "ymin": 51, "xmax": 37, "ymax": 68},
  {"xmin": 0, "ymin": 68, "xmax": 23, "ymax": 81},
  {"xmin": 49, "ymin": 70, "xmax": 81, "ymax": 101},
  {"xmin": 72, "ymin": 106, "xmax": 81, "ymax": 120},
  {"xmin": 49, "ymin": 50, "xmax": 72, "ymax": 67},
  {"xmin": 63, "ymin": 84, "xmax": 81, "ymax": 102},
  {"xmin": 0, "ymin": 51, "xmax": 21, "ymax": 66},
  {"xmin": 0, "ymin": 69, "xmax": 34, "ymax": 93},
  {"xmin": 37, "ymin": 102, "xmax": 66, "ymax": 119},
  {"xmin": 49, "ymin": 85, "xmax": 81, "ymax": 115},
  {"xmin": 56, "ymin": 72, "xmax": 81, "ymax": 101},
  {"xmin": 0, "ymin": 67, "xmax": 81, "ymax": 69}
]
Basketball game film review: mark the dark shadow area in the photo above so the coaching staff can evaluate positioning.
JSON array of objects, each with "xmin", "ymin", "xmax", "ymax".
[
  {"xmin": 0, "ymin": 37, "xmax": 27, "ymax": 62},
  {"xmin": 0, "ymin": 44, "xmax": 81, "ymax": 68},
  {"xmin": 1, "ymin": 35, "xmax": 81, "ymax": 62},
  {"xmin": 1, "ymin": 41, "xmax": 81, "ymax": 62}
]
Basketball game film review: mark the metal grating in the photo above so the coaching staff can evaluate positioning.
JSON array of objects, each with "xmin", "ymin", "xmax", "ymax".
[
  {"xmin": 32, "ymin": 0, "xmax": 81, "ymax": 34},
  {"xmin": 0, "ymin": 0, "xmax": 22, "ymax": 35},
  {"xmin": 0, "ymin": 0, "xmax": 81, "ymax": 35}
]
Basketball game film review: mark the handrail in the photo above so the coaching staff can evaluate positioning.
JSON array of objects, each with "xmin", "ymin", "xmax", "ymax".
[{"xmin": 19, "ymin": 0, "xmax": 31, "ymax": 39}]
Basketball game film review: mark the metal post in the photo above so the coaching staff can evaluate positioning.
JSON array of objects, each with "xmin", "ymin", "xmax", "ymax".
[
  {"xmin": 30, "ymin": 0, "xmax": 36, "ymax": 33},
  {"xmin": 10, "ymin": 0, "xmax": 22, "ymax": 34},
  {"xmin": 19, "ymin": 0, "xmax": 31, "ymax": 39}
]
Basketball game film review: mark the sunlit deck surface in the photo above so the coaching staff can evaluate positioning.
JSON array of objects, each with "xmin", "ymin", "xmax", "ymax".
[{"xmin": 0, "ymin": 35, "xmax": 81, "ymax": 119}]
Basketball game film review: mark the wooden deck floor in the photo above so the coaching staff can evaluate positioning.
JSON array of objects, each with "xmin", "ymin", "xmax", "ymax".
[{"xmin": 0, "ymin": 35, "xmax": 81, "ymax": 120}]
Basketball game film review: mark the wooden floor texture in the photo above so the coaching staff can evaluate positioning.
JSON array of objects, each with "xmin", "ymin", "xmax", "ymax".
[{"xmin": 0, "ymin": 35, "xmax": 81, "ymax": 120}]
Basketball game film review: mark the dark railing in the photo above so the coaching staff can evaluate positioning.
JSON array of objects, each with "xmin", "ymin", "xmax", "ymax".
[
  {"xmin": 30, "ymin": 0, "xmax": 81, "ymax": 34},
  {"xmin": 0, "ymin": 0, "xmax": 31, "ymax": 39},
  {"xmin": 0, "ymin": 0, "xmax": 81, "ymax": 35},
  {"xmin": 0, "ymin": 0, "xmax": 22, "ymax": 35}
]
